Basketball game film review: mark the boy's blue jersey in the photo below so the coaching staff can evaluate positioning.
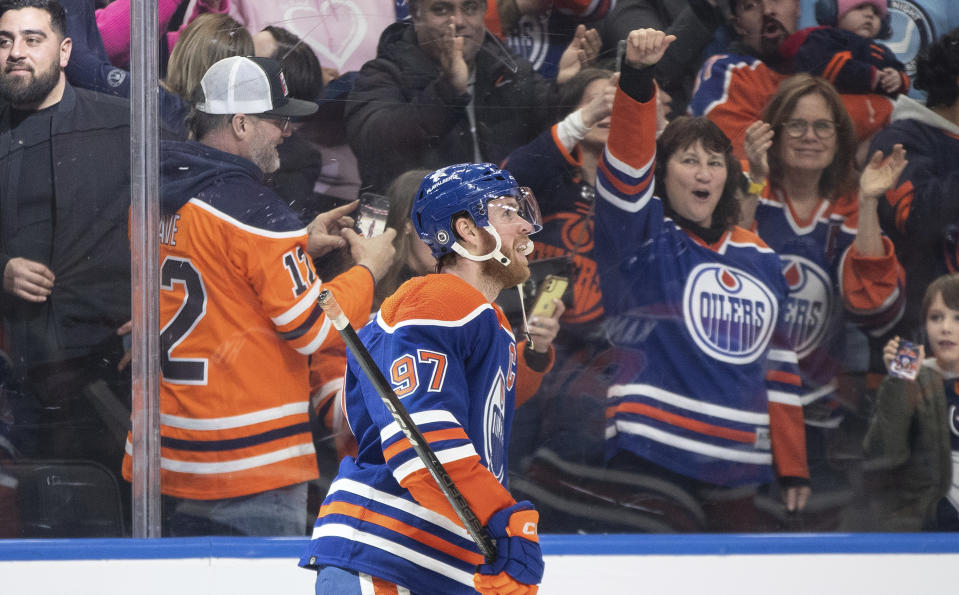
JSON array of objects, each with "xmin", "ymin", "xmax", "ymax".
[{"xmin": 595, "ymin": 87, "xmax": 809, "ymax": 487}]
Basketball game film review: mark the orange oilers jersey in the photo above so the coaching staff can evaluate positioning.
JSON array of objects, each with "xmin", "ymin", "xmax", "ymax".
[{"xmin": 122, "ymin": 145, "xmax": 373, "ymax": 499}]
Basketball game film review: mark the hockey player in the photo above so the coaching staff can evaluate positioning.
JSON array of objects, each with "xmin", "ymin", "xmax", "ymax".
[
  {"xmin": 300, "ymin": 163, "xmax": 560, "ymax": 594},
  {"xmin": 596, "ymin": 29, "xmax": 810, "ymax": 530}
]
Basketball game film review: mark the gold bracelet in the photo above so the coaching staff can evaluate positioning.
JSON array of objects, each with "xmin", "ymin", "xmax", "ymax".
[{"xmin": 746, "ymin": 175, "xmax": 767, "ymax": 196}]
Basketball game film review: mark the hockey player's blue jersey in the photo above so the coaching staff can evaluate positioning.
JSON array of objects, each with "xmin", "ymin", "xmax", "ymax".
[
  {"xmin": 753, "ymin": 190, "xmax": 905, "ymax": 427},
  {"xmin": 595, "ymin": 86, "xmax": 809, "ymax": 487},
  {"xmin": 300, "ymin": 274, "xmax": 548, "ymax": 593}
]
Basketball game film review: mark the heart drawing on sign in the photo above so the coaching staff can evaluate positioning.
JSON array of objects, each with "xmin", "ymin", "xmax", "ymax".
[{"xmin": 284, "ymin": 0, "xmax": 368, "ymax": 71}]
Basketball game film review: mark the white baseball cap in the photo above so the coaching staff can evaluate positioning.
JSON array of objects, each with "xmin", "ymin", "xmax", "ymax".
[{"xmin": 196, "ymin": 56, "xmax": 318, "ymax": 118}]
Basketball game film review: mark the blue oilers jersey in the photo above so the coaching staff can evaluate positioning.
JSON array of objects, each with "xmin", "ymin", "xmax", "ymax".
[
  {"xmin": 595, "ymin": 87, "xmax": 808, "ymax": 487},
  {"xmin": 301, "ymin": 274, "xmax": 526, "ymax": 594},
  {"xmin": 753, "ymin": 192, "xmax": 905, "ymax": 428}
]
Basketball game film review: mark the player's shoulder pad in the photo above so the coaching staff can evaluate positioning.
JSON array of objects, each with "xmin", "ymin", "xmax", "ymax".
[{"xmin": 380, "ymin": 274, "xmax": 491, "ymax": 327}]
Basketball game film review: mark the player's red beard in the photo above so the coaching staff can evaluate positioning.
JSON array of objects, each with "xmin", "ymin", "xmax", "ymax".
[{"xmin": 478, "ymin": 229, "xmax": 530, "ymax": 288}]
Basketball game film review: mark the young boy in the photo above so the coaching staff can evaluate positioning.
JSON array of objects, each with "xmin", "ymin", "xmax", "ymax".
[{"xmin": 781, "ymin": 0, "xmax": 909, "ymax": 96}]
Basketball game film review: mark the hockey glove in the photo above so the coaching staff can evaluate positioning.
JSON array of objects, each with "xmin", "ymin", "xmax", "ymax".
[{"xmin": 473, "ymin": 501, "xmax": 544, "ymax": 594}]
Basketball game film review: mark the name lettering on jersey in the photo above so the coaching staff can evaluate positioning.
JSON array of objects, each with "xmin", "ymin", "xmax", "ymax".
[
  {"xmin": 483, "ymin": 369, "xmax": 508, "ymax": 482},
  {"xmin": 781, "ymin": 256, "xmax": 833, "ymax": 358},
  {"xmin": 389, "ymin": 350, "xmax": 449, "ymax": 397},
  {"xmin": 683, "ymin": 263, "xmax": 778, "ymax": 364},
  {"xmin": 159, "ymin": 213, "xmax": 181, "ymax": 246}
]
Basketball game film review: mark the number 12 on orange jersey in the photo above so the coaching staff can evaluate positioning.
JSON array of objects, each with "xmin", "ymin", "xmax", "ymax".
[{"xmin": 390, "ymin": 350, "xmax": 449, "ymax": 397}]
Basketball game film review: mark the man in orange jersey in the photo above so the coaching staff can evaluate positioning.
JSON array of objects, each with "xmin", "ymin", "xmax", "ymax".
[
  {"xmin": 121, "ymin": 56, "xmax": 395, "ymax": 536},
  {"xmin": 301, "ymin": 163, "xmax": 563, "ymax": 594}
]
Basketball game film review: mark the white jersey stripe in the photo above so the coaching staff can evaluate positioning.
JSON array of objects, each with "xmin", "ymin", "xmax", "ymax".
[
  {"xmin": 768, "ymin": 389, "xmax": 803, "ymax": 407},
  {"xmin": 767, "ymin": 349, "xmax": 799, "ymax": 364},
  {"xmin": 380, "ymin": 410, "xmax": 460, "ymax": 444},
  {"xmin": 326, "ymin": 477, "xmax": 469, "ymax": 537},
  {"xmin": 161, "ymin": 401, "xmax": 308, "ymax": 430},
  {"xmin": 596, "ymin": 175, "xmax": 656, "ymax": 214},
  {"xmin": 608, "ymin": 383, "xmax": 769, "ymax": 425},
  {"xmin": 603, "ymin": 145, "xmax": 654, "ymax": 179},
  {"xmin": 798, "ymin": 380, "xmax": 839, "ymax": 407},
  {"xmin": 611, "ymin": 420, "xmax": 773, "ymax": 464},
  {"xmin": 273, "ymin": 282, "xmax": 321, "ymax": 326},
  {"xmin": 294, "ymin": 315, "xmax": 333, "ymax": 355},
  {"xmin": 392, "ymin": 444, "xmax": 479, "ymax": 483},
  {"xmin": 311, "ymin": 523, "xmax": 474, "ymax": 587},
  {"xmin": 376, "ymin": 303, "xmax": 492, "ymax": 333},
  {"xmin": 125, "ymin": 440, "xmax": 316, "ymax": 473}
]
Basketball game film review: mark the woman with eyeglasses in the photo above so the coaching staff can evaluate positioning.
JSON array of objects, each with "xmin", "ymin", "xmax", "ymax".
[{"xmin": 741, "ymin": 73, "xmax": 907, "ymax": 512}]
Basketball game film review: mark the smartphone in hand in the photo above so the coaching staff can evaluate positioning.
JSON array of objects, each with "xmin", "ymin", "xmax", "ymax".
[
  {"xmin": 529, "ymin": 275, "xmax": 569, "ymax": 318},
  {"xmin": 355, "ymin": 193, "xmax": 390, "ymax": 238}
]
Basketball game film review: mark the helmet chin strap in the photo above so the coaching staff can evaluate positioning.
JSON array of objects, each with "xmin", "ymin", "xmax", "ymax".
[{"xmin": 450, "ymin": 224, "xmax": 512, "ymax": 266}]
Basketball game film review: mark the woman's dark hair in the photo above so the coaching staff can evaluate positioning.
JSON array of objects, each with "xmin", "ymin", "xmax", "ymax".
[
  {"xmin": 261, "ymin": 26, "xmax": 324, "ymax": 102},
  {"xmin": 654, "ymin": 115, "xmax": 742, "ymax": 230},
  {"xmin": 914, "ymin": 27, "xmax": 959, "ymax": 109},
  {"xmin": 557, "ymin": 67, "xmax": 614, "ymax": 119},
  {"xmin": 762, "ymin": 73, "xmax": 857, "ymax": 200},
  {"xmin": 920, "ymin": 273, "xmax": 959, "ymax": 328}
]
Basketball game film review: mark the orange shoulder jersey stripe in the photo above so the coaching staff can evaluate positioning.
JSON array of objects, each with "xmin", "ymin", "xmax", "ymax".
[{"xmin": 122, "ymin": 199, "xmax": 373, "ymax": 500}]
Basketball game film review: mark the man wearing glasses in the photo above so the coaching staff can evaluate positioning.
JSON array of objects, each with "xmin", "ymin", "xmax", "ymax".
[{"xmin": 124, "ymin": 55, "xmax": 397, "ymax": 536}]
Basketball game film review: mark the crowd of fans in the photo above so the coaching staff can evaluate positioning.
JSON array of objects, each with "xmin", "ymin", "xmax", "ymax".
[{"xmin": 1, "ymin": 0, "xmax": 958, "ymax": 539}]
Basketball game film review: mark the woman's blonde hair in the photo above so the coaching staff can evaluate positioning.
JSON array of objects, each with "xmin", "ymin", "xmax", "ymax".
[{"xmin": 162, "ymin": 13, "xmax": 254, "ymax": 102}]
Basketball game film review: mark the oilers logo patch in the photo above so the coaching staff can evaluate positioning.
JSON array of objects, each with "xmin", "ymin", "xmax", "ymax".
[
  {"xmin": 506, "ymin": 14, "xmax": 549, "ymax": 71},
  {"xmin": 483, "ymin": 369, "xmax": 507, "ymax": 482},
  {"xmin": 682, "ymin": 263, "xmax": 778, "ymax": 364},
  {"xmin": 781, "ymin": 256, "xmax": 832, "ymax": 358},
  {"xmin": 949, "ymin": 405, "xmax": 959, "ymax": 438},
  {"xmin": 887, "ymin": 0, "xmax": 938, "ymax": 78}
]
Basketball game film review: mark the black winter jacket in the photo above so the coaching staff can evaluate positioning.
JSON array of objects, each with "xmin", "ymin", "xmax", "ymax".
[
  {"xmin": 0, "ymin": 83, "xmax": 131, "ymax": 368},
  {"xmin": 345, "ymin": 20, "xmax": 559, "ymax": 193}
]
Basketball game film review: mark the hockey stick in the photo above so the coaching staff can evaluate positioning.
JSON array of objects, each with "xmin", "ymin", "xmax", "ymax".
[{"xmin": 317, "ymin": 289, "xmax": 497, "ymax": 563}]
